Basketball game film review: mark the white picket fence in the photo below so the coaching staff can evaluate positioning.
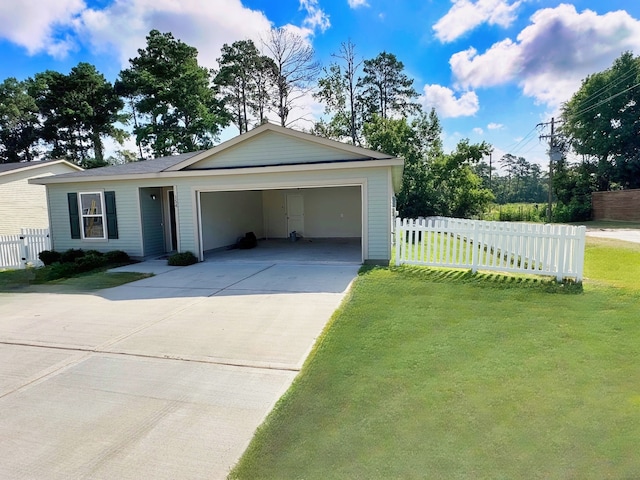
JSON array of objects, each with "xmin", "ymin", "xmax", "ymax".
[
  {"xmin": 395, "ymin": 217, "xmax": 586, "ymax": 281},
  {"xmin": 0, "ymin": 228, "xmax": 51, "ymax": 270}
]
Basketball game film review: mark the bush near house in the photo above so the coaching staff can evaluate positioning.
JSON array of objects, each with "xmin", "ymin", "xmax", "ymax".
[
  {"xmin": 36, "ymin": 249, "xmax": 131, "ymax": 281},
  {"xmin": 167, "ymin": 251, "xmax": 198, "ymax": 266}
]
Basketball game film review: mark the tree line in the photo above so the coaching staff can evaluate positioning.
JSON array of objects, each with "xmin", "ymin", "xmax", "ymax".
[{"xmin": 0, "ymin": 29, "xmax": 497, "ymax": 219}]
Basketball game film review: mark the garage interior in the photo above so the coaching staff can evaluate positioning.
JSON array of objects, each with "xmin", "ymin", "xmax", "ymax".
[{"xmin": 198, "ymin": 186, "xmax": 362, "ymax": 263}]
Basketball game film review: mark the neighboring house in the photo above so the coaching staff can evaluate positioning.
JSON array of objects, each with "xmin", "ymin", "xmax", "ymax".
[
  {"xmin": 0, "ymin": 160, "xmax": 83, "ymax": 235},
  {"xmin": 31, "ymin": 123, "xmax": 404, "ymax": 264}
]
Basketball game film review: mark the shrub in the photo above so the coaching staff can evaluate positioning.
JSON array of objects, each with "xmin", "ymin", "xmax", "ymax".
[
  {"xmin": 167, "ymin": 251, "xmax": 198, "ymax": 266},
  {"xmin": 75, "ymin": 253, "xmax": 108, "ymax": 273},
  {"xmin": 38, "ymin": 250, "xmax": 61, "ymax": 266},
  {"xmin": 60, "ymin": 248, "xmax": 85, "ymax": 263},
  {"xmin": 104, "ymin": 250, "xmax": 130, "ymax": 265},
  {"xmin": 84, "ymin": 249, "xmax": 104, "ymax": 257},
  {"xmin": 37, "ymin": 262, "xmax": 78, "ymax": 282},
  {"xmin": 552, "ymin": 197, "xmax": 592, "ymax": 223}
]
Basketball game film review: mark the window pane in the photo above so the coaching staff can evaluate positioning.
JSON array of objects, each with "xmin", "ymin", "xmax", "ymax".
[
  {"xmin": 83, "ymin": 217, "xmax": 104, "ymax": 238},
  {"xmin": 80, "ymin": 193, "xmax": 102, "ymax": 215}
]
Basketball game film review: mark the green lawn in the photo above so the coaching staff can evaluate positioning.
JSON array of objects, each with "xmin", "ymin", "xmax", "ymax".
[
  {"xmin": 0, "ymin": 267, "xmax": 150, "ymax": 293},
  {"xmin": 230, "ymin": 238, "xmax": 640, "ymax": 480}
]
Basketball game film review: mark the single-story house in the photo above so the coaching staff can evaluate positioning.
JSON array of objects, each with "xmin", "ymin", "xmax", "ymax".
[
  {"xmin": 31, "ymin": 123, "xmax": 404, "ymax": 264},
  {"xmin": 0, "ymin": 159, "xmax": 83, "ymax": 235}
]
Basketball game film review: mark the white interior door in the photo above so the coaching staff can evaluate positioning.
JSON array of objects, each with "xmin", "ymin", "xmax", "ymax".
[{"xmin": 286, "ymin": 194, "xmax": 304, "ymax": 235}]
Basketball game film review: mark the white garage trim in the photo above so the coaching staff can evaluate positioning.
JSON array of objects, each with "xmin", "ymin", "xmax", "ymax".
[{"xmin": 193, "ymin": 178, "xmax": 367, "ymax": 263}]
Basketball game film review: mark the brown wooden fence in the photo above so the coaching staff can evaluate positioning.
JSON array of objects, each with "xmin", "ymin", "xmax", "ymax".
[{"xmin": 592, "ymin": 189, "xmax": 640, "ymax": 221}]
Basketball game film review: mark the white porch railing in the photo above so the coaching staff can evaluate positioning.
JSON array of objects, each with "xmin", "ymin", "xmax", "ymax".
[
  {"xmin": 395, "ymin": 217, "xmax": 586, "ymax": 281},
  {"xmin": 0, "ymin": 228, "xmax": 51, "ymax": 270}
]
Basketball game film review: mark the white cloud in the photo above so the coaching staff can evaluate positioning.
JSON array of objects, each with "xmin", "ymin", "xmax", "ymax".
[
  {"xmin": 421, "ymin": 84, "xmax": 479, "ymax": 118},
  {"xmin": 76, "ymin": 0, "xmax": 274, "ymax": 69},
  {"xmin": 300, "ymin": 0, "xmax": 330, "ymax": 33},
  {"xmin": 433, "ymin": 0, "xmax": 521, "ymax": 43},
  {"xmin": 488, "ymin": 122, "xmax": 504, "ymax": 130},
  {"xmin": 348, "ymin": 0, "xmax": 369, "ymax": 8},
  {"xmin": 473, "ymin": 127, "xmax": 484, "ymax": 135},
  {"xmin": 450, "ymin": 4, "xmax": 640, "ymax": 106},
  {"xmin": 0, "ymin": 0, "xmax": 85, "ymax": 57}
]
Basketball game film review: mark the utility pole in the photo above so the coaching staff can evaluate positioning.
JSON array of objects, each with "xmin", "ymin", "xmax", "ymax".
[
  {"xmin": 489, "ymin": 151, "xmax": 492, "ymax": 190},
  {"xmin": 538, "ymin": 117, "xmax": 562, "ymax": 222}
]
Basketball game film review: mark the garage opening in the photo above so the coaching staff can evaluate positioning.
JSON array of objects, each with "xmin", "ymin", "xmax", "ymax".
[{"xmin": 198, "ymin": 186, "xmax": 362, "ymax": 263}]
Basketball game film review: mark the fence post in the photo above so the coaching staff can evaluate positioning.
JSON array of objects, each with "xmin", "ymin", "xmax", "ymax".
[
  {"xmin": 470, "ymin": 221, "xmax": 478, "ymax": 273},
  {"xmin": 20, "ymin": 234, "xmax": 27, "ymax": 269},
  {"xmin": 555, "ymin": 225, "xmax": 566, "ymax": 281},
  {"xmin": 574, "ymin": 226, "xmax": 586, "ymax": 282},
  {"xmin": 395, "ymin": 217, "xmax": 402, "ymax": 266}
]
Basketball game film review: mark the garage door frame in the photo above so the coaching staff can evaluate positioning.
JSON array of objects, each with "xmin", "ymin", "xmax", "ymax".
[{"xmin": 193, "ymin": 178, "xmax": 368, "ymax": 263}]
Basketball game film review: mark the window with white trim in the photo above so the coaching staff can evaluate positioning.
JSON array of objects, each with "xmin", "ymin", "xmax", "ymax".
[{"xmin": 79, "ymin": 192, "xmax": 106, "ymax": 239}]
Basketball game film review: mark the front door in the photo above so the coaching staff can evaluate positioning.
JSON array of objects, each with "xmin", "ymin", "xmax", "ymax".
[
  {"xmin": 166, "ymin": 189, "xmax": 177, "ymax": 251},
  {"xmin": 286, "ymin": 194, "xmax": 304, "ymax": 236}
]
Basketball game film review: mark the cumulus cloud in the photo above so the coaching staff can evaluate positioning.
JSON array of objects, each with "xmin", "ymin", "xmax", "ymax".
[
  {"xmin": 473, "ymin": 127, "xmax": 484, "ymax": 135},
  {"xmin": 433, "ymin": 0, "xmax": 521, "ymax": 43},
  {"xmin": 348, "ymin": 0, "xmax": 369, "ymax": 8},
  {"xmin": 76, "ymin": 0, "xmax": 274, "ymax": 68},
  {"xmin": 450, "ymin": 4, "xmax": 640, "ymax": 106},
  {"xmin": 0, "ymin": 0, "xmax": 85, "ymax": 57},
  {"xmin": 300, "ymin": 0, "xmax": 331, "ymax": 33},
  {"xmin": 421, "ymin": 84, "xmax": 479, "ymax": 118},
  {"xmin": 488, "ymin": 122, "xmax": 504, "ymax": 130}
]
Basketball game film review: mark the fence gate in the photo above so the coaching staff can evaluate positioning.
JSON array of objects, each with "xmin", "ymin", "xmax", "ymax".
[{"xmin": 0, "ymin": 228, "xmax": 51, "ymax": 270}]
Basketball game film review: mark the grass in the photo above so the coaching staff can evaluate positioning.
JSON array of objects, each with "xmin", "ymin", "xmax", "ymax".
[
  {"xmin": 579, "ymin": 220, "xmax": 640, "ymax": 230},
  {"xmin": 481, "ymin": 203, "xmax": 545, "ymax": 222},
  {"xmin": 0, "ymin": 267, "xmax": 151, "ymax": 293},
  {"xmin": 230, "ymin": 237, "xmax": 640, "ymax": 480}
]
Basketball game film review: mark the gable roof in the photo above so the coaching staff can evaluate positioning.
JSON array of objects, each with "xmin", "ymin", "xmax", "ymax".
[
  {"xmin": 166, "ymin": 122, "xmax": 394, "ymax": 171},
  {"xmin": 0, "ymin": 159, "xmax": 82, "ymax": 177},
  {"xmin": 31, "ymin": 124, "xmax": 403, "ymax": 185},
  {"xmin": 31, "ymin": 151, "xmax": 202, "ymax": 182}
]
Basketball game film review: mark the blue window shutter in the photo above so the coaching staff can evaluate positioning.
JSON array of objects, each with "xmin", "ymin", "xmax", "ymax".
[
  {"xmin": 105, "ymin": 191, "xmax": 118, "ymax": 239},
  {"xmin": 67, "ymin": 192, "xmax": 80, "ymax": 239}
]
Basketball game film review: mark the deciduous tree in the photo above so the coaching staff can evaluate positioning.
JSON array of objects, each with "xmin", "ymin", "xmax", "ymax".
[
  {"xmin": 561, "ymin": 51, "xmax": 640, "ymax": 190},
  {"xmin": 263, "ymin": 27, "xmax": 321, "ymax": 127},
  {"xmin": 314, "ymin": 40, "xmax": 363, "ymax": 144}
]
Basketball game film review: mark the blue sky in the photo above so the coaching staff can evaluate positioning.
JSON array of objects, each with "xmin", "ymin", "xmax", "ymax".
[{"xmin": 1, "ymin": 0, "xmax": 640, "ymax": 168}]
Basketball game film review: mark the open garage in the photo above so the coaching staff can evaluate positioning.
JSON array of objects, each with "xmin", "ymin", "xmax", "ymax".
[{"xmin": 198, "ymin": 185, "xmax": 363, "ymax": 262}]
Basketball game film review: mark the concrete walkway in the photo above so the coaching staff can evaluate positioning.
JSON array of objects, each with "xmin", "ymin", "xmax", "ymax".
[
  {"xmin": 585, "ymin": 228, "xmax": 640, "ymax": 244},
  {"xmin": 0, "ymin": 260, "xmax": 360, "ymax": 479}
]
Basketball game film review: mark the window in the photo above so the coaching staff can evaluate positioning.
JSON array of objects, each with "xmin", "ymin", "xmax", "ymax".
[
  {"xmin": 79, "ymin": 192, "xmax": 106, "ymax": 239},
  {"xmin": 68, "ymin": 191, "xmax": 118, "ymax": 240}
]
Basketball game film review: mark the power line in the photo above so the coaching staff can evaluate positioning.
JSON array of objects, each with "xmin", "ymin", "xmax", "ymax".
[
  {"xmin": 567, "ymin": 82, "xmax": 640, "ymax": 119},
  {"xmin": 565, "ymin": 67, "xmax": 639, "ymax": 114}
]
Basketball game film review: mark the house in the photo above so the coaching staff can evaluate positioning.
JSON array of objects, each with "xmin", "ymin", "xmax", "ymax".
[
  {"xmin": 0, "ymin": 159, "xmax": 83, "ymax": 235},
  {"xmin": 31, "ymin": 123, "xmax": 404, "ymax": 264}
]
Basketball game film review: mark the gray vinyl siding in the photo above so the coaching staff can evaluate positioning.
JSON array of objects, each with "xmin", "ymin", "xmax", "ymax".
[
  {"xmin": 365, "ymin": 169, "xmax": 392, "ymax": 261},
  {"xmin": 45, "ymin": 165, "xmax": 393, "ymax": 262},
  {"xmin": 47, "ymin": 181, "xmax": 144, "ymax": 256},
  {"xmin": 186, "ymin": 131, "xmax": 366, "ymax": 170}
]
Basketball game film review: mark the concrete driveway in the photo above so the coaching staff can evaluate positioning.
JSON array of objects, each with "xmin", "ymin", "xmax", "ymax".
[
  {"xmin": 585, "ymin": 228, "xmax": 640, "ymax": 244},
  {"xmin": 0, "ymin": 260, "xmax": 359, "ymax": 479}
]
